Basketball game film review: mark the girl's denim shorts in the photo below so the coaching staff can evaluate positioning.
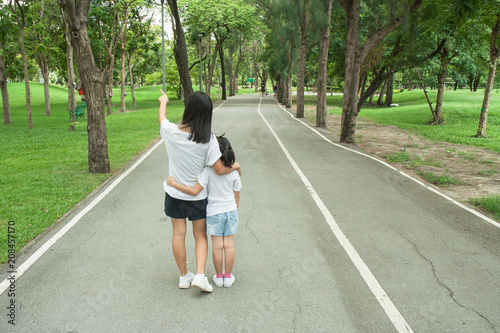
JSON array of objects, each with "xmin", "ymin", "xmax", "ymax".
[{"xmin": 206, "ymin": 210, "xmax": 239, "ymax": 236}]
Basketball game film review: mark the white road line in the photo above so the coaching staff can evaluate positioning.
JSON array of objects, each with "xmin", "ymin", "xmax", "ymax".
[
  {"xmin": 273, "ymin": 100, "xmax": 500, "ymax": 230},
  {"xmin": 257, "ymin": 98, "xmax": 414, "ymax": 333},
  {"xmin": 0, "ymin": 97, "xmax": 233, "ymax": 296}
]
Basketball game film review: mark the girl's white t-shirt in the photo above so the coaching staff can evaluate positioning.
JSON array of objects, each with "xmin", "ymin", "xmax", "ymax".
[
  {"xmin": 160, "ymin": 118, "xmax": 221, "ymax": 201},
  {"xmin": 198, "ymin": 167, "xmax": 242, "ymax": 217}
]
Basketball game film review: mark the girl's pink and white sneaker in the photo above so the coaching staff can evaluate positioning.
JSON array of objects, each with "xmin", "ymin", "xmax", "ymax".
[
  {"xmin": 223, "ymin": 273, "xmax": 235, "ymax": 288},
  {"xmin": 213, "ymin": 274, "xmax": 224, "ymax": 287}
]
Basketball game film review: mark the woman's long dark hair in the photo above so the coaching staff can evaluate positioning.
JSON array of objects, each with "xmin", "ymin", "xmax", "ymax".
[
  {"xmin": 180, "ymin": 91, "xmax": 213, "ymax": 143},
  {"xmin": 217, "ymin": 135, "xmax": 235, "ymax": 167}
]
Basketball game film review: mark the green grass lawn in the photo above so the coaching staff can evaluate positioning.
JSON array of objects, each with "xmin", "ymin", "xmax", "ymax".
[
  {"xmin": 0, "ymin": 83, "xmax": 185, "ymax": 263},
  {"xmin": 325, "ymin": 89, "xmax": 500, "ymax": 153}
]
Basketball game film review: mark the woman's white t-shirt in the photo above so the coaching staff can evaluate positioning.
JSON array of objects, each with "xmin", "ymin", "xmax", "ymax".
[
  {"xmin": 160, "ymin": 118, "xmax": 221, "ymax": 201},
  {"xmin": 198, "ymin": 167, "xmax": 242, "ymax": 217}
]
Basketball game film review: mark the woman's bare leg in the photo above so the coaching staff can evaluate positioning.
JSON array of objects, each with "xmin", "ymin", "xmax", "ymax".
[
  {"xmin": 192, "ymin": 219, "xmax": 208, "ymax": 274},
  {"xmin": 171, "ymin": 218, "xmax": 188, "ymax": 276}
]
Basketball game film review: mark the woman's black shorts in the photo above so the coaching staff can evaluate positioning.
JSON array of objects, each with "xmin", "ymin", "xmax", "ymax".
[{"xmin": 164, "ymin": 192, "xmax": 208, "ymax": 221}]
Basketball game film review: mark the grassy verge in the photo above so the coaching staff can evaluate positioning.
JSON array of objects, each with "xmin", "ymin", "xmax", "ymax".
[
  {"xmin": 0, "ymin": 83, "xmax": 185, "ymax": 263},
  {"xmin": 470, "ymin": 195, "xmax": 500, "ymax": 221},
  {"xmin": 324, "ymin": 90, "xmax": 500, "ymax": 153}
]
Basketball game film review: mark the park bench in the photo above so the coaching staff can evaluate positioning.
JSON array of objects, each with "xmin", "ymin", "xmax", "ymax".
[{"xmin": 69, "ymin": 103, "xmax": 86, "ymax": 121}]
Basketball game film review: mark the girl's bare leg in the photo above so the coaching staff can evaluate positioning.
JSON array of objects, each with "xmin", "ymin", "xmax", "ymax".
[
  {"xmin": 192, "ymin": 219, "xmax": 208, "ymax": 274},
  {"xmin": 211, "ymin": 236, "xmax": 224, "ymax": 275},
  {"xmin": 171, "ymin": 218, "xmax": 188, "ymax": 276},
  {"xmin": 223, "ymin": 235, "xmax": 235, "ymax": 274}
]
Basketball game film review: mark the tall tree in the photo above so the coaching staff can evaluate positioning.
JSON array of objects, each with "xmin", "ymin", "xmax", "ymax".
[
  {"xmin": 183, "ymin": 0, "xmax": 256, "ymax": 100},
  {"xmin": 0, "ymin": 6, "xmax": 13, "ymax": 125},
  {"xmin": 61, "ymin": 6, "xmax": 77, "ymax": 121},
  {"xmin": 338, "ymin": 0, "xmax": 422, "ymax": 143},
  {"xmin": 29, "ymin": 0, "xmax": 62, "ymax": 117},
  {"xmin": 414, "ymin": 0, "xmax": 485, "ymax": 124},
  {"xmin": 167, "ymin": 0, "xmax": 193, "ymax": 100},
  {"xmin": 93, "ymin": 1, "xmax": 121, "ymax": 115},
  {"xmin": 259, "ymin": 0, "xmax": 297, "ymax": 108},
  {"xmin": 315, "ymin": 0, "xmax": 334, "ymax": 128},
  {"xmin": 476, "ymin": 10, "xmax": 500, "ymax": 138},
  {"xmin": 60, "ymin": 0, "xmax": 110, "ymax": 174},
  {"xmin": 126, "ymin": 5, "xmax": 155, "ymax": 108},
  {"xmin": 295, "ymin": 0, "xmax": 311, "ymax": 118},
  {"xmin": 119, "ymin": 1, "xmax": 131, "ymax": 113},
  {"xmin": 9, "ymin": 0, "xmax": 33, "ymax": 129}
]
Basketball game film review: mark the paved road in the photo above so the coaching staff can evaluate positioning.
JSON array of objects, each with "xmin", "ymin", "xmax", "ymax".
[{"xmin": 1, "ymin": 94, "xmax": 500, "ymax": 333}]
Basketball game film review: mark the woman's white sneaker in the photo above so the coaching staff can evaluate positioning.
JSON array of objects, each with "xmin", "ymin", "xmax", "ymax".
[
  {"xmin": 178, "ymin": 272, "xmax": 194, "ymax": 289},
  {"xmin": 192, "ymin": 274, "xmax": 213, "ymax": 292}
]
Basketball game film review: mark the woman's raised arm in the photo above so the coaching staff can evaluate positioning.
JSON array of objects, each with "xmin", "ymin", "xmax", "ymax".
[{"xmin": 158, "ymin": 90, "xmax": 169, "ymax": 124}]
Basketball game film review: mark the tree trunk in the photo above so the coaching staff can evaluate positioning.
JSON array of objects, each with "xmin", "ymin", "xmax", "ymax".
[
  {"xmin": 99, "ymin": 18, "xmax": 119, "ymax": 116},
  {"xmin": 128, "ymin": 59, "xmax": 137, "ymax": 108},
  {"xmin": 473, "ymin": 76, "xmax": 481, "ymax": 92},
  {"xmin": 377, "ymin": 80, "xmax": 387, "ymax": 108},
  {"xmin": 476, "ymin": 57, "xmax": 498, "ymax": 137},
  {"xmin": 384, "ymin": 70, "xmax": 394, "ymax": 107},
  {"xmin": 41, "ymin": 59, "xmax": 51, "ymax": 116},
  {"xmin": 63, "ymin": 10, "xmax": 77, "ymax": 122},
  {"xmin": 167, "ymin": 0, "xmax": 193, "ymax": 101},
  {"xmin": 339, "ymin": 0, "xmax": 361, "ymax": 143},
  {"xmin": 62, "ymin": 0, "xmax": 110, "ymax": 174},
  {"xmin": 339, "ymin": 0, "xmax": 422, "ymax": 142},
  {"xmin": 358, "ymin": 70, "xmax": 367, "ymax": 95},
  {"xmin": 120, "ymin": 5, "xmax": 129, "ymax": 113},
  {"xmin": 106, "ymin": 55, "xmax": 115, "ymax": 115},
  {"xmin": 19, "ymin": 24, "xmax": 33, "ymax": 129},
  {"xmin": 205, "ymin": 36, "xmax": 212, "ymax": 94},
  {"xmin": 227, "ymin": 47, "xmax": 234, "ymax": 97},
  {"xmin": 219, "ymin": 45, "xmax": 227, "ymax": 100},
  {"xmin": 359, "ymin": 66, "xmax": 391, "ymax": 111},
  {"xmin": 316, "ymin": 0, "xmax": 334, "ymax": 128},
  {"xmin": 434, "ymin": 50, "xmax": 449, "ymax": 124},
  {"xmin": 476, "ymin": 13, "xmax": 500, "ymax": 138},
  {"xmin": 0, "ymin": 39, "xmax": 11, "ymax": 125},
  {"xmin": 295, "ymin": 0, "xmax": 309, "ymax": 118},
  {"xmin": 285, "ymin": 74, "xmax": 292, "ymax": 109},
  {"xmin": 234, "ymin": 44, "xmax": 242, "ymax": 94},
  {"xmin": 208, "ymin": 37, "xmax": 223, "ymax": 97},
  {"xmin": 254, "ymin": 63, "xmax": 259, "ymax": 93}
]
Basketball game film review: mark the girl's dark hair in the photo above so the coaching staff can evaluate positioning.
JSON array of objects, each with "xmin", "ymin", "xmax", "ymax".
[
  {"xmin": 181, "ymin": 91, "xmax": 213, "ymax": 143},
  {"xmin": 217, "ymin": 134, "xmax": 235, "ymax": 167}
]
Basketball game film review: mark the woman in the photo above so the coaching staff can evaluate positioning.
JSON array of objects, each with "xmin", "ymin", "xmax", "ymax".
[{"xmin": 158, "ymin": 90, "xmax": 240, "ymax": 292}]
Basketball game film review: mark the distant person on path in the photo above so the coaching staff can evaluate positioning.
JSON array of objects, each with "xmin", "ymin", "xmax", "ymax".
[
  {"xmin": 158, "ymin": 90, "xmax": 240, "ymax": 293},
  {"xmin": 167, "ymin": 135, "xmax": 241, "ymax": 288},
  {"xmin": 260, "ymin": 82, "xmax": 266, "ymax": 97}
]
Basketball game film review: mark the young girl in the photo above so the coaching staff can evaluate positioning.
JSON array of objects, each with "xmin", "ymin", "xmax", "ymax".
[
  {"xmin": 167, "ymin": 135, "xmax": 241, "ymax": 288},
  {"xmin": 159, "ymin": 91, "xmax": 240, "ymax": 293}
]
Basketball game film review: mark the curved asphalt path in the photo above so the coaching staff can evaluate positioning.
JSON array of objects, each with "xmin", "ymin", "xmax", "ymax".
[{"xmin": 1, "ymin": 94, "xmax": 500, "ymax": 333}]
